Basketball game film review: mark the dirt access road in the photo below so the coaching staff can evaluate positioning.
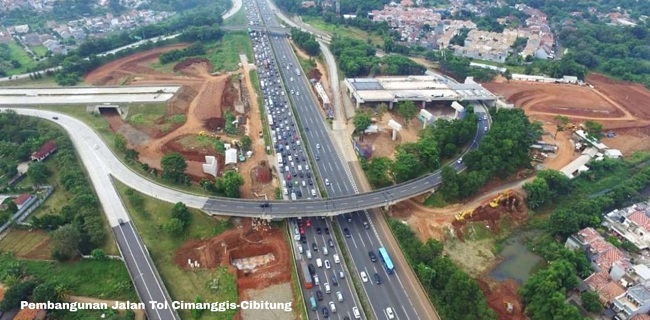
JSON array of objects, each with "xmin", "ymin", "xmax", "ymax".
[
  {"xmin": 84, "ymin": 45, "xmax": 275, "ymax": 197},
  {"xmin": 484, "ymin": 74, "xmax": 650, "ymax": 155}
]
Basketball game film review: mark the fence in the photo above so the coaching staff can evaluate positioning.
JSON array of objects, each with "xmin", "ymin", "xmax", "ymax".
[{"xmin": 0, "ymin": 186, "xmax": 53, "ymax": 234}]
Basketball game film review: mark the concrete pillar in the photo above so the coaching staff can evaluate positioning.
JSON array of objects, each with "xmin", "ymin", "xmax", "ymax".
[
  {"xmin": 356, "ymin": 100, "xmax": 360, "ymax": 109},
  {"xmin": 389, "ymin": 101, "xmax": 394, "ymax": 110},
  {"xmin": 392, "ymin": 129, "xmax": 397, "ymax": 140},
  {"xmin": 384, "ymin": 204, "xmax": 390, "ymax": 211},
  {"xmin": 421, "ymin": 100, "xmax": 425, "ymax": 108}
]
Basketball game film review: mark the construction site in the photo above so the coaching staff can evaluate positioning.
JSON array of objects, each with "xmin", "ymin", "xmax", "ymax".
[
  {"xmin": 84, "ymin": 44, "xmax": 277, "ymax": 199},
  {"xmin": 175, "ymin": 218, "xmax": 293, "ymax": 319}
]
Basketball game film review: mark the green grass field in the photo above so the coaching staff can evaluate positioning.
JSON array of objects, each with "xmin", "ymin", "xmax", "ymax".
[
  {"xmin": 126, "ymin": 103, "xmax": 168, "ymax": 126},
  {"xmin": 5, "ymin": 42, "xmax": 37, "ymax": 75},
  {"xmin": 223, "ymin": 6, "xmax": 247, "ymax": 26},
  {"xmin": 0, "ymin": 229, "xmax": 50, "ymax": 258},
  {"xmin": 0, "ymin": 252, "xmax": 138, "ymax": 301},
  {"xmin": 0, "ymin": 74, "xmax": 59, "ymax": 87},
  {"xmin": 208, "ymin": 32, "xmax": 253, "ymax": 72},
  {"xmin": 113, "ymin": 180, "xmax": 237, "ymax": 320},
  {"xmin": 148, "ymin": 61, "xmax": 177, "ymax": 73},
  {"xmin": 301, "ymin": 16, "xmax": 384, "ymax": 47},
  {"xmin": 31, "ymin": 45, "xmax": 48, "ymax": 57}
]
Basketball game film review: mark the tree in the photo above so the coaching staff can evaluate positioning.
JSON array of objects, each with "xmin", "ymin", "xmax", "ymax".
[
  {"xmin": 554, "ymin": 115, "xmax": 569, "ymax": 139},
  {"xmin": 28, "ymin": 161, "xmax": 50, "ymax": 185},
  {"xmin": 363, "ymin": 157, "xmax": 393, "ymax": 187},
  {"xmin": 584, "ymin": 120, "xmax": 603, "ymax": 140},
  {"xmin": 91, "ymin": 248, "xmax": 108, "ymax": 260},
  {"xmin": 523, "ymin": 178, "xmax": 552, "ymax": 209},
  {"xmin": 581, "ymin": 291, "xmax": 603, "ymax": 313},
  {"xmin": 171, "ymin": 202, "xmax": 190, "ymax": 227},
  {"xmin": 0, "ymin": 280, "xmax": 38, "ymax": 311},
  {"xmin": 392, "ymin": 151, "xmax": 421, "ymax": 183},
  {"xmin": 240, "ymin": 135, "xmax": 252, "ymax": 151},
  {"xmin": 32, "ymin": 282, "xmax": 60, "ymax": 303},
  {"xmin": 397, "ymin": 100, "xmax": 419, "ymax": 127},
  {"xmin": 439, "ymin": 166, "xmax": 460, "ymax": 201},
  {"xmin": 163, "ymin": 218, "xmax": 185, "ymax": 236},
  {"xmin": 161, "ymin": 152, "xmax": 187, "ymax": 183},
  {"xmin": 353, "ymin": 113, "xmax": 372, "ymax": 133},
  {"xmin": 114, "ymin": 134, "xmax": 127, "ymax": 152},
  {"xmin": 222, "ymin": 171, "xmax": 244, "ymax": 198},
  {"xmin": 50, "ymin": 224, "xmax": 81, "ymax": 260}
]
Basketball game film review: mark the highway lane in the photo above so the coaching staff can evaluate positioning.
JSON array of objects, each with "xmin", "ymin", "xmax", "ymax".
[
  {"xmin": 0, "ymin": 109, "xmax": 180, "ymax": 320},
  {"xmin": 244, "ymin": 0, "xmax": 364, "ymax": 317},
  {"xmin": 255, "ymin": 0, "xmax": 426, "ymax": 318}
]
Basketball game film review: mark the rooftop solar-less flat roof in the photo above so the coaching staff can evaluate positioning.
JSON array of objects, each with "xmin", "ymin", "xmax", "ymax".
[{"xmin": 348, "ymin": 79, "xmax": 384, "ymax": 90}]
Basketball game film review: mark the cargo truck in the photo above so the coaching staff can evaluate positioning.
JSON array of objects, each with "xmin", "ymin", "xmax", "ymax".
[{"xmin": 300, "ymin": 261, "xmax": 313, "ymax": 289}]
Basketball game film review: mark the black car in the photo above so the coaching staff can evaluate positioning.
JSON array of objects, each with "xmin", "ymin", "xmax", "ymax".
[
  {"xmin": 308, "ymin": 264, "xmax": 315, "ymax": 275},
  {"xmin": 308, "ymin": 179, "xmax": 313, "ymax": 185},
  {"xmin": 259, "ymin": 202, "xmax": 270, "ymax": 208},
  {"xmin": 307, "ymin": 172, "xmax": 312, "ymax": 178},
  {"xmin": 332, "ymin": 275, "xmax": 339, "ymax": 286},
  {"xmin": 316, "ymin": 155, "xmax": 320, "ymax": 161},
  {"xmin": 316, "ymin": 227, "xmax": 322, "ymax": 234},
  {"xmin": 322, "ymin": 307, "xmax": 329, "ymax": 318},
  {"xmin": 324, "ymin": 227, "xmax": 330, "ymax": 234},
  {"xmin": 312, "ymin": 243, "xmax": 318, "ymax": 251},
  {"xmin": 369, "ymin": 251, "xmax": 377, "ymax": 262},
  {"xmin": 374, "ymin": 273, "xmax": 382, "ymax": 285},
  {"xmin": 52, "ymin": 116, "xmax": 59, "ymax": 120},
  {"xmin": 316, "ymin": 290, "xmax": 323, "ymax": 301},
  {"xmin": 300, "ymin": 236, "xmax": 307, "ymax": 244},
  {"xmin": 328, "ymin": 239, "xmax": 334, "ymax": 248},
  {"xmin": 344, "ymin": 228, "xmax": 351, "ymax": 238}
]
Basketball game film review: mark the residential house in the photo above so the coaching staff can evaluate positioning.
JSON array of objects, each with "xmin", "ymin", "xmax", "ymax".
[
  {"xmin": 631, "ymin": 313, "xmax": 650, "ymax": 320},
  {"xmin": 585, "ymin": 270, "xmax": 626, "ymax": 307},
  {"xmin": 23, "ymin": 33, "xmax": 42, "ymax": 46},
  {"xmin": 612, "ymin": 285, "xmax": 650, "ymax": 320},
  {"xmin": 301, "ymin": 1, "xmax": 316, "ymax": 8},
  {"xmin": 14, "ymin": 24, "xmax": 30, "ymax": 34},
  {"xmin": 605, "ymin": 203, "xmax": 650, "ymax": 250},
  {"xmin": 30, "ymin": 140, "xmax": 57, "ymax": 162},
  {"xmin": 565, "ymin": 227, "xmax": 628, "ymax": 271},
  {"xmin": 13, "ymin": 193, "xmax": 34, "ymax": 210}
]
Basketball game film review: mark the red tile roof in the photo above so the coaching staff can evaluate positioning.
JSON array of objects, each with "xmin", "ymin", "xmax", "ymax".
[
  {"xmin": 596, "ymin": 247, "xmax": 626, "ymax": 270},
  {"xmin": 578, "ymin": 227, "xmax": 601, "ymax": 243},
  {"xmin": 14, "ymin": 308, "xmax": 40, "ymax": 320},
  {"xmin": 13, "ymin": 193, "xmax": 32, "ymax": 205},
  {"xmin": 590, "ymin": 238, "xmax": 615, "ymax": 255},
  {"xmin": 585, "ymin": 271, "xmax": 610, "ymax": 291},
  {"xmin": 631, "ymin": 314, "xmax": 650, "ymax": 320},
  {"xmin": 599, "ymin": 281, "xmax": 626, "ymax": 304},
  {"xmin": 628, "ymin": 212, "xmax": 650, "ymax": 232},
  {"xmin": 31, "ymin": 140, "xmax": 56, "ymax": 160}
]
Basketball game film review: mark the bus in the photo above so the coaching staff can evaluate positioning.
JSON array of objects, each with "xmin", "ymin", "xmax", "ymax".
[
  {"xmin": 300, "ymin": 261, "xmax": 313, "ymax": 289},
  {"xmin": 378, "ymin": 247, "xmax": 395, "ymax": 274}
]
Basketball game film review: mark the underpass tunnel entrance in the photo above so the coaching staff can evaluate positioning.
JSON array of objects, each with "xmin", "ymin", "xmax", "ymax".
[{"xmin": 90, "ymin": 104, "xmax": 126, "ymax": 119}]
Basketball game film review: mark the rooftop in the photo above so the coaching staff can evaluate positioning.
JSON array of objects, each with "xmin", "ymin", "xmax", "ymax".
[{"xmin": 344, "ymin": 75, "xmax": 496, "ymax": 103}]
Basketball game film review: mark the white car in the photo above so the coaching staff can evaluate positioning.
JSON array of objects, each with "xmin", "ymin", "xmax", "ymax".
[
  {"xmin": 339, "ymin": 270, "xmax": 345, "ymax": 279},
  {"xmin": 329, "ymin": 301, "xmax": 336, "ymax": 313},
  {"xmin": 353, "ymin": 307, "xmax": 361, "ymax": 319},
  {"xmin": 360, "ymin": 271, "xmax": 368, "ymax": 283},
  {"xmin": 457, "ymin": 157, "xmax": 463, "ymax": 164},
  {"xmin": 386, "ymin": 307, "xmax": 395, "ymax": 319},
  {"xmin": 325, "ymin": 179, "xmax": 330, "ymax": 186},
  {"xmin": 324, "ymin": 260, "xmax": 331, "ymax": 269},
  {"xmin": 317, "ymin": 258, "xmax": 323, "ymax": 268},
  {"xmin": 313, "ymin": 274, "xmax": 319, "ymax": 285},
  {"xmin": 333, "ymin": 254, "xmax": 340, "ymax": 264}
]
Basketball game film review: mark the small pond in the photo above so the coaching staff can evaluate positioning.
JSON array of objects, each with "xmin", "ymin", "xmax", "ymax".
[{"xmin": 489, "ymin": 236, "xmax": 546, "ymax": 284}]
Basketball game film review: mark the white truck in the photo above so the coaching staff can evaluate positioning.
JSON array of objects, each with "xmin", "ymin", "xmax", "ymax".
[{"xmin": 261, "ymin": 80, "xmax": 265, "ymax": 89}]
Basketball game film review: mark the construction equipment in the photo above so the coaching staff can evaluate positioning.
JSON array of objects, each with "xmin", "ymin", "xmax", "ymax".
[
  {"xmin": 504, "ymin": 302, "xmax": 514, "ymax": 314},
  {"xmin": 565, "ymin": 123, "xmax": 577, "ymax": 131},
  {"xmin": 489, "ymin": 190, "xmax": 512, "ymax": 208},
  {"xmin": 455, "ymin": 209, "xmax": 476, "ymax": 221},
  {"xmin": 199, "ymin": 131, "xmax": 206, "ymax": 136}
]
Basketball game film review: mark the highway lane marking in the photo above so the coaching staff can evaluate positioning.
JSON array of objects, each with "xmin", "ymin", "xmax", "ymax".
[
  {"xmin": 118, "ymin": 226, "xmax": 165, "ymax": 320},
  {"xmin": 349, "ymin": 233, "xmax": 359, "ymax": 249}
]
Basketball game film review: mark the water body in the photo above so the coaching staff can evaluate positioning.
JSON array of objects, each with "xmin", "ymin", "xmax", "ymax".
[{"xmin": 489, "ymin": 237, "xmax": 546, "ymax": 284}]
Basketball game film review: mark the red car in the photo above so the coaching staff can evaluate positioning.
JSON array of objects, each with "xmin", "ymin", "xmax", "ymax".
[
  {"xmin": 299, "ymin": 227, "xmax": 305, "ymax": 235},
  {"xmin": 306, "ymin": 219, "xmax": 311, "ymax": 227},
  {"xmin": 286, "ymin": 174, "xmax": 292, "ymax": 180}
]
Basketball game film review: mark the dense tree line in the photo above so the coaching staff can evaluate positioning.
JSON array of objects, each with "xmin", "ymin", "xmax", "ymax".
[
  {"xmin": 330, "ymin": 36, "xmax": 425, "ymax": 77},
  {"xmin": 0, "ymin": 111, "xmax": 105, "ymax": 260},
  {"xmin": 389, "ymin": 220, "xmax": 496, "ymax": 320},
  {"xmin": 437, "ymin": 109, "xmax": 540, "ymax": 202},
  {"xmin": 159, "ymin": 42, "xmax": 206, "ymax": 64},
  {"xmin": 290, "ymin": 29, "xmax": 320, "ymax": 57},
  {"xmin": 178, "ymin": 25, "xmax": 224, "ymax": 42},
  {"xmin": 362, "ymin": 107, "xmax": 476, "ymax": 187},
  {"xmin": 51, "ymin": 6, "xmax": 226, "ymax": 85},
  {"xmin": 437, "ymin": 50, "xmax": 498, "ymax": 82}
]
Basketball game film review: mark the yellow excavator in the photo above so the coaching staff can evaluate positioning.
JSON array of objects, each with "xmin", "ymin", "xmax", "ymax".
[
  {"xmin": 455, "ymin": 209, "xmax": 475, "ymax": 221},
  {"xmin": 489, "ymin": 190, "xmax": 512, "ymax": 208}
]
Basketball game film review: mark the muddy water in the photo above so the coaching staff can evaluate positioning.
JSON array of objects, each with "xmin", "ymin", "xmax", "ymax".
[{"xmin": 489, "ymin": 237, "xmax": 546, "ymax": 284}]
